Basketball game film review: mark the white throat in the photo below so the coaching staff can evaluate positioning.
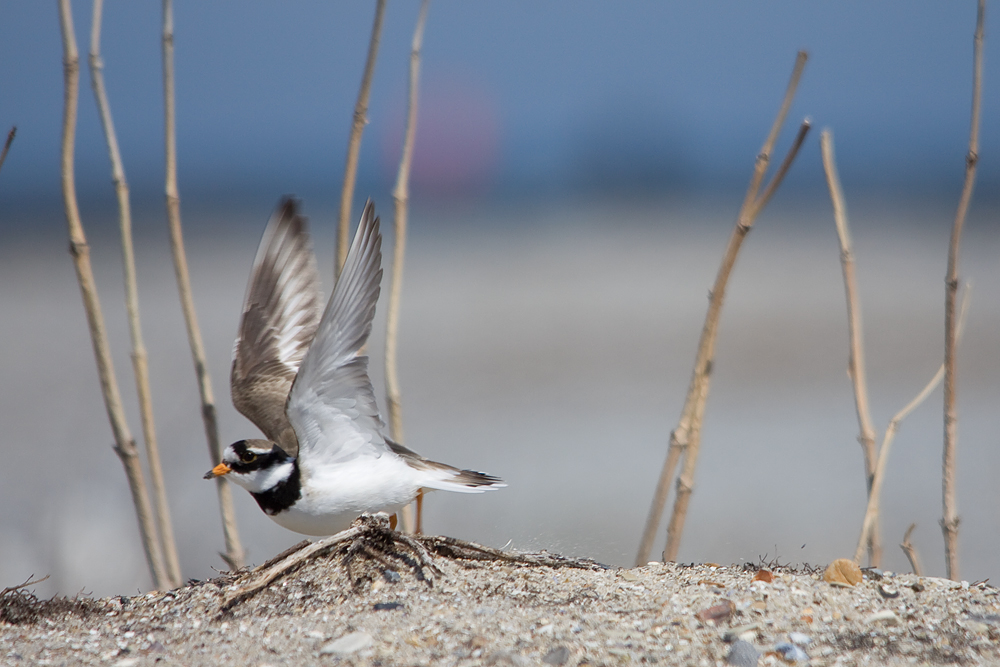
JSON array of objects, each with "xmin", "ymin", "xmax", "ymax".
[{"xmin": 231, "ymin": 459, "xmax": 295, "ymax": 494}]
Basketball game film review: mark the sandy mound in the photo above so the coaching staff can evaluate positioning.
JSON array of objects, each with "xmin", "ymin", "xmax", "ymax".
[{"xmin": 2, "ymin": 532, "xmax": 998, "ymax": 666}]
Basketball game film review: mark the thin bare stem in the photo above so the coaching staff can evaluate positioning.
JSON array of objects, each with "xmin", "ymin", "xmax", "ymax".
[
  {"xmin": 336, "ymin": 0, "xmax": 386, "ymax": 278},
  {"xmin": 639, "ymin": 53, "xmax": 810, "ymax": 566},
  {"xmin": 90, "ymin": 0, "xmax": 181, "ymax": 589},
  {"xmin": 736, "ymin": 51, "xmax": 808, "ymax": 225},
  {"xmin": 854, "ymin": 287, "xmax": 972, "ymax": 564},
  {"xmin": 751, "ymin": 119, "xmax": 811, "ymax": 220},
  {"xmin": 942, "ymin": 0, "xmax": 984, "ymax": 581},
  {"xmin": 161, "ymin": 0, "xmax": 244, "ymax": 570},
  {"xmin": 0, "ymin": 126, "xmax": 15, "ymax": 175},
  {"xmin": 59, "ymin": 0, "xmax": 169, "ymax": 591},
  {"xmin": 640, "ymin": 52, "xmax": 809, "ymax": 566},
  {"xmin": 900, "ymin": 523, "xmax": 924, "ymax": 577},
  {"xmin": 386, "ymin": 0, "xmax": 430, "ymax": 534},
  {"xmin": 821, "ymin": 129, "xmax": 881, "ymax": 565}
]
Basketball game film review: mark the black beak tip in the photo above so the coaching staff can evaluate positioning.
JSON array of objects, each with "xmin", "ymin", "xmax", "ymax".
[{"xmin": 203, "ymin": 471, "xmax": 215, "ymax": 480}]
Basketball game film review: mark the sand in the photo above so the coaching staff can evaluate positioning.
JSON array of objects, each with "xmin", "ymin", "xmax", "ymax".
[{"xmin": 2, "ymin": 523, "xmax": 998, "ymax": 666}]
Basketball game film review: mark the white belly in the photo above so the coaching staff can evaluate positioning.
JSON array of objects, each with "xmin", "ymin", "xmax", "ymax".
[{"xmin": 268, "ymin": 455, "xmax": 421, "ymax": 536}]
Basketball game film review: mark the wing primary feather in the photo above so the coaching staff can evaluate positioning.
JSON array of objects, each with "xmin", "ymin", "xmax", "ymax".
[
  {"xmin": 231, "ymin": 197, "xmax": 323, "ymax": 457},
  {"xmin": 287, "ymin": 200, "xmax": 387, "ymax": 466}
]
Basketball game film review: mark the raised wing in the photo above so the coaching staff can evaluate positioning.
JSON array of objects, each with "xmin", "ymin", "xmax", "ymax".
[
  {"xmin": 286, "ymin": 200, "xmax": 387, "ymax": 466},
  {"xmin": 231, "ymin": 198, "xmax": 322, "ymax": 457}
]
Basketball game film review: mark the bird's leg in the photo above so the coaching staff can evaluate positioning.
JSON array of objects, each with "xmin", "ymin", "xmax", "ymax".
[{"xmin": 415, "ymin": 490, "xmax": 424, "ymax": 535}]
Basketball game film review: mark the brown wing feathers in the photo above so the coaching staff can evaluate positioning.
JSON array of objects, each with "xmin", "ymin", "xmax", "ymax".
[{"xmin": 231, "ymin": 198, "xmax": 322, "ymax": 458}]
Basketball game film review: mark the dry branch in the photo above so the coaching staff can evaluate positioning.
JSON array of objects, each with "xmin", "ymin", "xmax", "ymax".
[
  {"xmin": 222, "ymin": 514, "xmax": 605, "ymax": 610},
  {"xmin": 386, "ymin": 0, "xmax": 430, "ymax": 534},
  {"xmin": 900, "ymin": 523, "xmax": 923, "ymax": 577},
  {"xmin": 222, "ymin": 522, "xmax": 369, "ymax": 610},
  {"xmin": 59, "ymin": 0, "xmax": 170, "ymax": 591},
  {"xmin": 853, "ymin": 287, "xmax": 971, "ymax": 565},
  {"xmin": 820, "ymin": 129, "xmax": 881, "ymax": 565},
  {"xmin": 0, "ymin": 126, "xmax": 15, "ymax": 175},
  {"xmin": 161, "ymin": 0, "xmax": 244, "ymax": 570},
  {"xmin": 942, "ymin": 0, "xmax": 984, "ymax": 582},
  {"xmin": 90, "ymin": 0, "xmax": 181, "ymax": 589},
  {"xmin": 336, "ymin": 0, "xmax": 387, "ymax": 278},
  {"xmin": 637, "ymin": 51, "xmax": 810, "ymax": 566}
]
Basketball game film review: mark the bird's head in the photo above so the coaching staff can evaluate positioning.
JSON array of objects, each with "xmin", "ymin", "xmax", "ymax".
[{"xmin": 204, "ymin": 439, "xmax": 295, "ymax": 493}]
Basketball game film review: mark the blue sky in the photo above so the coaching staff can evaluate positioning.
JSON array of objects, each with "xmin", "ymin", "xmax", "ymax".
[{"xmin": 0, "ymin": 2, "xmax": 995, "ymax": 211}]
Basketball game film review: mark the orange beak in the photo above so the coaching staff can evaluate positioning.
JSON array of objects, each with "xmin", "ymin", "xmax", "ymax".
[{"xmin": 204, "ymin": 462, "xmax": 232, "ymax": 479}]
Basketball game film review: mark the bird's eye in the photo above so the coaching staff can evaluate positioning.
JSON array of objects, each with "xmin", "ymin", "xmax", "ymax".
[{"xmin": 240, "ymin": 452, "xmax": 257, "ymax": 464}]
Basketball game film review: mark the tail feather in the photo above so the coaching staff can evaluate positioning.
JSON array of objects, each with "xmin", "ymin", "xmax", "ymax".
[
  {"xmin": 425, "ymin": 465, "xmax": 505, "ymax": 493},
  {"xmin": 386, "ymin": 438, "xmax": 505, "ymax": 493}
]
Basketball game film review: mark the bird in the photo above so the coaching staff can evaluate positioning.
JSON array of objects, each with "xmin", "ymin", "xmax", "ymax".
[{"xmin": 205, "ymin": 198, "xmax": 503, "ymax": 536}]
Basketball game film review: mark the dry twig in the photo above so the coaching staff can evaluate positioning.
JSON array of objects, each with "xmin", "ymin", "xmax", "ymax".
[
  {"xmin": 420, "ymin": 536, "xmax": 607, "ymax": 571},
  {"xmin": 0, "ymin": 126, "xmax": 15, "ymax": 175},
  {"xmin": 222, "ymin": 514, "xmax": 605, "ymax": 610},
  {"xmin": 853, "ymin": 287, "xmax": 971, "ymax": 565},
  {"xmin": 221, "ymin": 515, "xmax": 438, "ymax": 610},
  {"xmin": 820, "ymin": 129, "xmax": 881, "ymax": 565},
  {"xmin": 900, "ymin": 523, "xmax": 924, "ymax": 577},
  {"xmin": 336, "ymin": 0, "xmax": 387, "ymax": 277},
  {"xmin": 0, "ymin": 575, "xmax": 50, "ymax": 599},
  {"xmin": 58, "ymin": 0, "xmax": 170, "ymax": 591},
  {"xmin": 942, "ymin": 0, "xmax": 984, "ymax": 582},
  {"xmin": 637, "ymin": 52, "xmax": 810, "ymax": 565},
  {"xmin": 90, "ymin": 0, "xmax": 181, "ymax": 589},
  {"xmin": 386, "ymin": 0, "xmax": 430, "ymax": 534},
  {"xmin": 161, "ymin": 0, "xmax": 244, "ymax": 570}
]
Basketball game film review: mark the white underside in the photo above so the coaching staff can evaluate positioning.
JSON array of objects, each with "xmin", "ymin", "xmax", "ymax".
[{"xmin": 267, "ymin": 454, "xmax": 424, "ymax": 536}]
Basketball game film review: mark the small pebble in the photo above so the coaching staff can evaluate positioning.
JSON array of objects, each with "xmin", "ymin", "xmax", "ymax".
[
  {"xmin": 774, "ymin": 642, "xmax": 809, "ymax": 663},
  {"xmin": 722, "ymin": 623, "xmax": 760, "ymax": 642},
  {"xmin": 877, "ymin": 584, "xmax": 899, "ymax": 598},
  {"xmin": 319, "ymin": 631, "xmax": 373, "ymax": 655},
  {"xmin": 864, "ymin": 610, "xmax": 901, "ymax": 626},
  {"xmin": 542, "ymin": 645, "xmax": 570, "ymax": 665},
  {"xmin": 373, "ymin": 602, "xmax": 403, "ymax": 611},
  {"xmin": 823, "ymin": 559, "xmax": 862, "ymax": 586},
  {"xmin": 726, "ymin": 639, "xmax": 759, "ymax": 667},
  {"xmin": 485, "ymin": 651, "xmax": 531, "ymax": 667},
  {"xmin": 696, "ymin": 600, "xmax": 735, "ymax": 623},
  {"xmin": 788, "ymin": 632, "xmax": 811, "ymax": 646},
  {"xmin": 969, "ymin": 614, "xmax": 1000, "ymax": 626},
  {"xmin": 963, "ymin": 621, "xmax": 990, "ymax": 634}
]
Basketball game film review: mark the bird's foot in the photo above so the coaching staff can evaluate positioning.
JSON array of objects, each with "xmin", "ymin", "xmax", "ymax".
[
  {"xmin": 340, "ymin": 513, "xmax": 441, "ymax": 590},
  {"xmin": 220, "ymin": 513, "xmax": 438, "ymax": 610}
]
